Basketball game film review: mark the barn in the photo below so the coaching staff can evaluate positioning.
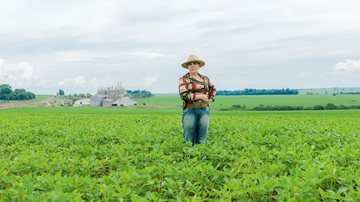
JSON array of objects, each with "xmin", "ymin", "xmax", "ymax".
[{"xmin": 113, "ymin": 96, "xmax": 137, "ymax": 107}]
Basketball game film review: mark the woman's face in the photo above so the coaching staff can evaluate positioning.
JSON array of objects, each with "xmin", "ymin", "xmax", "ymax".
[{"xmin": 187, "ymin": 62, "xmax": 200, "ymax": 73}]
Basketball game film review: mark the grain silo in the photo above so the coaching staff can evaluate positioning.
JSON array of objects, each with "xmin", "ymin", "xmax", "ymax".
[
  {"xmin": 102, "ymin": 98, "xmax": 113, "ymax": 107},
  {"xmin": 90, "ymin": 95, "xmax": 103, "ymax": 107}
]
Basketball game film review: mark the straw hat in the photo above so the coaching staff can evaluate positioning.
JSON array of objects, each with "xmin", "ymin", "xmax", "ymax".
[{"xmin": 181, "ymin": 55, "xmax": 205, "ymax": 68}]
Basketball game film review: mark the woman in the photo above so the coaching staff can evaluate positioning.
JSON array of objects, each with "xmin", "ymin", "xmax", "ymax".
[{"xmin": 178, "ymin": 55, "xmax": 216, "ymax": 146}]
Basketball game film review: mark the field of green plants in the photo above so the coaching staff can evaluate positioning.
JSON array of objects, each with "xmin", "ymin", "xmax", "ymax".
[
  {"xmin": 135, "ymin": 94, "xmax": 360, "ymax": 111},
  {"xmin": 0, "ymin": 106, "xmax": 359, "ymax": 201}
]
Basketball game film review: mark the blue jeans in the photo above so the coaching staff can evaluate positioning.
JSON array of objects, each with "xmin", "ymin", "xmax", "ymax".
[{"xmin": 182, "ymin": 106, "xmax": 210, "ymax": 145}]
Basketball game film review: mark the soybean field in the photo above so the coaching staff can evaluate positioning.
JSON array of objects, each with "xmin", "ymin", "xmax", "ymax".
[{"xmin": 0, "ymin": 106, "xmax": 359, "ymax": 201}]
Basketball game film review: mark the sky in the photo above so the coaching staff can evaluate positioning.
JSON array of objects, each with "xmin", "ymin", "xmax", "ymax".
[{"xmin": 1, "ymin": 0, "xmax": 360, "ymax": 94}]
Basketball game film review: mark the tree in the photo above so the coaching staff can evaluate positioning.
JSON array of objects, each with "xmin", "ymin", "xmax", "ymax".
[
  {"xmin": 325, "ymin": 103, "xmax": 337, "ymax": 110},
  {"xmin": 0, "ymin": 84, "xmax": 13, "ymax": 100},
  {"xmin": 59, "ymin": 89, "xmax": 65, "ymax": 96},
  {"xmin": 127, "ymin": 89, "xmax": 153, "ymax": 98},
  {"xmin": 13, "ymin": 89, "xmax": 28, "ymax": 100},
  {"xmin": 0, "ymin": 84, "xmax": 35, "ymax": 100},
  {"xmin": 217, "ymin": 88, "xmax": 299, "ymax": 95},
  {"xmin": 27, "ymin": 92, "xmax": 35, "ymax": 100},
  {"xmin": 313, "ymin": 105, "xmax": 325, "ymax": 110}
]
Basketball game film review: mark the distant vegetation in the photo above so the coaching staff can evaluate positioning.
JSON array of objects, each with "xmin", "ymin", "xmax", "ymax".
[
  {"xmin": 224, "ymin": 103, "xmax": 360, "ymax": 111},
  {"xmin": 252, "ymin": 105, "xmax": 304, "ymax": 111},
  {"xmin": 217, "ymin": 88, "xmax": 299, "ymax": 95},
  {"xmin": 340, "ymin": 92, "xmax": 360, "ymax": 95},
  {"xmin": 127, "ymin": 89, "xmax": 153, "ymax": 98},
  {"xmin": 0, "ymin": 84, "xmax": 35, "ymax": 101},
  {"xmin": 298, "ymin": 87, "xmax": 360, "ymax": 95},
  {"xmin": 58, "ymin": 89, "xmax": 65, "ymax": 96}
]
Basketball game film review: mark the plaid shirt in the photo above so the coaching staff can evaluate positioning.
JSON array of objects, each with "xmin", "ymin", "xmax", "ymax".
[{"xmin": 178, "ymin": 72, "xmax": 216, "ymax": 107}]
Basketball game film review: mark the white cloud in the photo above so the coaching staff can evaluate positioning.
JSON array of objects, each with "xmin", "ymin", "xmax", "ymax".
[
  {"xmin": 334, "ymin": 59, "xmax": 360, "ymax": 72},
  {"xmin": 53, "ymin": 50, "xmax": 178, "ymax": 63},
  {"xmin": 73, "ymin": 76, "xmax": 86, "ymax": 85},
  {"xmin": 57, "ymin": 76, "xmax": 115, "ymax": 93},
  {"xmin": 0, "ymin": 59, "xmax": 41, "ymax": 89},
  {"xmin": 58, "ymin": 76, "xmax": 109, "ymax": 87},
  {"xmin": 18, "ymin": 62, "xmax": 34, "ymax": 79},
  {"xmin": 143, "ymin": 73, "xmax": 159, "ymax": 86},
  {"xmin": 0, "ymin": 58, "xmax": 4, "ymax": 67},
  {"xmin": 0, "ymin": 58, "xmax": 5, "ymax": 76},
  {"xmin": 141, "ymin": 52, "xmax": 177, "ymax": 60},
  {"xmin": 59, "ymin": 76, "xmax": 86, "ymax": 86}
]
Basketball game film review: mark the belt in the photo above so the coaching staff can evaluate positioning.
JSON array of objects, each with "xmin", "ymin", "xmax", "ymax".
[{"xmin": 185, "ymin": 101, "xmax": 208, "ymax": 109}]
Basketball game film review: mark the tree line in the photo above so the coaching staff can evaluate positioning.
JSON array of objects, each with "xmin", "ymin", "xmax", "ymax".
[
  {"xmin": 339, "ymin": 92, "xmax": 360, "ymax": 95},
  {"xmin": 127, "ymin": 90, "xmax": 153, "ymax": 98},
  {"xmin": 217, "ymin": 88, "xmax": 299, "ymax": 95},
  {"xmin": 0, "ymin": 84, "xmax": 36, "ymax": 101},
  {"xmin": 226, "ymin": 103, "xmax": 360, "ymax": 111}
]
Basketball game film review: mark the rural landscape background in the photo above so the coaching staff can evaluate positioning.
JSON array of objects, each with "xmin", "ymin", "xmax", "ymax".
[{"xmin": 1, "ymin": 0, "xmax": 360, "ymax": 201}]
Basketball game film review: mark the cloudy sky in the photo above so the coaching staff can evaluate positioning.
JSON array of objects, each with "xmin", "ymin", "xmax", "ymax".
[{"xmin": 1, "ymin": 0, "xmax": 360, "ymax": 94}]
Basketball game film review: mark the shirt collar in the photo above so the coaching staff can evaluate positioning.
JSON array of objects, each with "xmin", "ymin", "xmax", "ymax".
[{"xmin": 186, "ymin": 72, "xmax": 204, "ymax": 79}]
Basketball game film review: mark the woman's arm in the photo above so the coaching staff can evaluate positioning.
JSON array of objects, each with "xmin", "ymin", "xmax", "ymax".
[
  {"xmin": 179, "ymin": 77, "xmax": 195, "ymax": 102},
  {"xmin": 179, "ymin": 77, "xmax": 211, "ymax": 103},
  {"xmin": 208, "ymin": 78, "xmax": 216, "ymax": 102}
]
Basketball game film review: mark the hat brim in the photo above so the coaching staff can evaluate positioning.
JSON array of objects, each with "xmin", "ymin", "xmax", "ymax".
[{"xmin": 181, "ymin": 60, "xmax": 205, "ymax": 68}]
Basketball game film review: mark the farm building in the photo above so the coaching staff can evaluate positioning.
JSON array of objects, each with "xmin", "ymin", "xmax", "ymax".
[
  {"xmin": 74, "ymin": 99, "xmax": 90, "ymax": 107},
  {"xmin": 89, "ymin": 83, "xmax": 137, "ymax": 107},
  {"xmin": 113, "ymin": 96, "xmax": 137, "ymax": 107},
  {"xmin": 102, "ymin": 98, "xmax": 113, "ymax": 107},
  {"xmin": 42, "ymin": 97, "xmax": 73, "ymax": 106},
  {"xmin": 90, "ymin": 95, "xmax": 103, "ymax": 106}
]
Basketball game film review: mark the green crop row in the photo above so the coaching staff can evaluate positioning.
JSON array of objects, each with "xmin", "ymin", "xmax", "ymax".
[{"xmin": 0, "ymin": 110, "xmax": 359, "ymax": 201}]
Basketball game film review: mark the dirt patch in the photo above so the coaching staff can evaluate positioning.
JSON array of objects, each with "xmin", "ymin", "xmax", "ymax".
[{"xmin": 0, "ymin": 100, "xmax": 45, "ymax": 109}]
